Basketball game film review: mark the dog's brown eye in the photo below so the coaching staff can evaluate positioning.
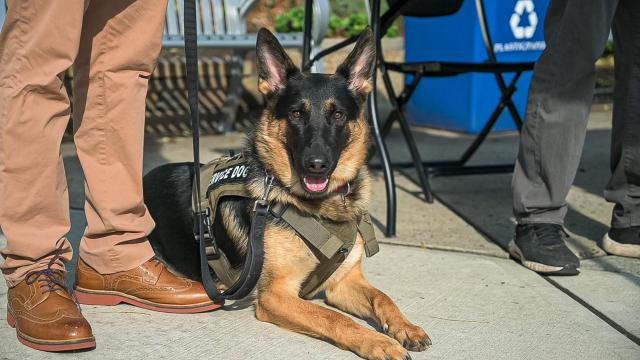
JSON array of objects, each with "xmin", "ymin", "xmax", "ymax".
[
  {"xmin": 333, "ymin": 111, "xmax": 345, "ymax": 121},
  {"xmin": 290, "ymin": 110, "xmax": 302, "ymax": 120}
]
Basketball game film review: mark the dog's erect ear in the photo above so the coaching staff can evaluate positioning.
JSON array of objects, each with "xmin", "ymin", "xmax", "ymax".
[
  {"xmin": 337, "ymin": 28, "xmax": 375, "ymax": 95},
  {"xmin": 256, "ymin": 28, "xmax": 299, "ymax": 96}
]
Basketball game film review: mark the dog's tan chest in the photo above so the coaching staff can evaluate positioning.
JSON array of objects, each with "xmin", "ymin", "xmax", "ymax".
[
  {"xmin": 319, "ymin": 234, "xmax": 364, "ymax": 291},
  {"xmin": 261, "ymin": 224, "xmax": 319, "ymax": 290},
  {"xmin": 260, "ymin": 224, "xmax": 364, "ymax": 295}
]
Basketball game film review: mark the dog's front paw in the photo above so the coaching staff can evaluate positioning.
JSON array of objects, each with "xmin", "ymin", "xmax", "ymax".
[
  {"xmin": 358, "ymin": 333, "xmax": 411, "ymax": 360},
  {"xmin": 385, "ymin": 322, "xmax": 431, "ymax": 352}
]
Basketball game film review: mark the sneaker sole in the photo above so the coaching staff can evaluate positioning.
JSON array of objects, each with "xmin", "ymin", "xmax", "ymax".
[
  {"xmin": 508, "ymin": 239, "xmax": 580, "ymax": 276},
  {"xmin": 7, "ymin": 311, "xmax": 96, "ymax": 352},
  {"xmin": 601, "ymin": 233, "xmax": 640, "ymax": 258},
  {"xmin": 74, "ymin": 287, "xmax": 223, "ymax": 314}
]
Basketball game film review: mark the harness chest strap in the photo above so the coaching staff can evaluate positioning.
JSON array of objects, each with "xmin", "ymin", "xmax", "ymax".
[
  {"xmin": 269, "ymin": 202, "xmax": 379, "ymax": 298},
  {"xmin": 359, "ymin": 212, "xmax": 380, "ymax": 257},
  {"xmin": 269, "ymin": 202, "xmax": 379, "ymax": 259}
]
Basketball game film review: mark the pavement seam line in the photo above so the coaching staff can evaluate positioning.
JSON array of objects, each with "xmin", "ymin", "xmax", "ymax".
[
  {"xmin": 542, "ymin": 276, "xmax": 640, "ymax": 347},
  {"xmin": 419, "ymin": 183, "xmax": 640, "ymax": 346},
  {"xmin": 377, "ymin": 240, "xmax": 511, "ymax": 259}
]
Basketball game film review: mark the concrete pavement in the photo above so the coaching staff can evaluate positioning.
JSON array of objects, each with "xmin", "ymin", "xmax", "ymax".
[
  {"xmin": 2, "ymin": 226, "xmax": 639, "ymax": 360},
  {"xmin": 1, "ymin": 107, "xmax": 639, "ymax": 359}
]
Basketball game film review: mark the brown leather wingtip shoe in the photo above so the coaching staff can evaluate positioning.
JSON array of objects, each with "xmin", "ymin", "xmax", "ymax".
[
  {"xmin": 74, "ymin": 257, "xmax": 222, "ymax": 314},
  {"xmin": 7, "ymin": 270, "xmax": 95, "ymax": 352}
]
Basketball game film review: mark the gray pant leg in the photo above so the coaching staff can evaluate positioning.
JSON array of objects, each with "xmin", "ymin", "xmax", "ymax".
[
  {"xmin": 605, "ymin": 0, "xmax": 640, "ymax": 228},
  {"xmin": 512, "ymin": 0, "xmax": 618, "ymax": 225}
]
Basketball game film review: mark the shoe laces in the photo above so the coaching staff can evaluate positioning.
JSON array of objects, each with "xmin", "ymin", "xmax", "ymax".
[
  {"xmin": 23, "ymin": 240, "xmax": 81, "ymax": 308},
  {"xmin": 24, "ymin": 268, "xmax": 67, "ymax": 293},
  {"xmin": 531, "ymin": 224, "xmax": 568, "ymax": 247}
]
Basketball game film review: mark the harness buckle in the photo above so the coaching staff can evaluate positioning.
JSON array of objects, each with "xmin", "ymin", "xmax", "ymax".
[
  {"xmin": 253, "ymin": 173, "xmax": 275, "ymax": 212},
  {"xmin": 341, "ymin": 182, "xmax": 351, "ymax": 207},
  {"xmin": 194, "ymin": 208, "xmax": 220, "ymax": 258},
  {"xmin": 252, "ymin": 199, "xmax": 269, "ymax": 212}
]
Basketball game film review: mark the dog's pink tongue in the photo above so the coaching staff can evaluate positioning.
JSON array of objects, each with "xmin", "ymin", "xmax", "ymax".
[{"xmin": 303, "ymin": 177, "xmax": 329, "ymax": 192}]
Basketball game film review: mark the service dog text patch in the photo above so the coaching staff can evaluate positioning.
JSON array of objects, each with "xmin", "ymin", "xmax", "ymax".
[
  {"xmin": 205, "ymin": 154, "xmax": 251, "ymax": 196},
  {"xmin": 196, "ymin": 153, "xmax": 251, "ymax": 229},
  {"xmin": 208, "ymin": 164, "xmax": 249, "ymax": 187}
]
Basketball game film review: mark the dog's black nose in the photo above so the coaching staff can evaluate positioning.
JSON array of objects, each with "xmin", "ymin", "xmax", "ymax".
[{"xmin": 307, "ymin": 157, "xmax": 328, "ymax": 174}]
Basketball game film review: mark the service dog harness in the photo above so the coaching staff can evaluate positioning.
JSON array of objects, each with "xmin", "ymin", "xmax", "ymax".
[{"xmin": 193, "ymin": 153, "xmax": 379, "ymax": 299}]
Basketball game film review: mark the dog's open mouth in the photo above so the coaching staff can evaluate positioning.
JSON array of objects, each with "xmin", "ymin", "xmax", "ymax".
[{"xmin": 303, "ymin": 176, "xmax": 329, "ymax": 193}]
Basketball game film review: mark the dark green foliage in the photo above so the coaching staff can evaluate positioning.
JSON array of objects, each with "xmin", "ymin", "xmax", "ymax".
[
  {"xmin": 275, "ymin": 6, "xmax": 306, "ymax": 33},
  {"xmin": 275, "ymin": 4, "xmax": 400, "ymax": 38},
  {"xmin": 330, "ymin": 12, "xmax": 369, "ymax": 37}
]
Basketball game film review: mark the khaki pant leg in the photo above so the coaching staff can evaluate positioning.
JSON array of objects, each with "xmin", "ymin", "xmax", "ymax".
[
  {"xmin": 74, "ymin": 0, "xmax": 168, "ymax": 273},
  {"xmin": 0, "ymin": 0, "xmax": 87, "ymax": 286}
]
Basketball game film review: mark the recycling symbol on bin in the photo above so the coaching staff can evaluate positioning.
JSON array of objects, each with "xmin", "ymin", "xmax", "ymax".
[{"xmin": 510, "ymin": 0, "xmax": 538, "ymax": 39}]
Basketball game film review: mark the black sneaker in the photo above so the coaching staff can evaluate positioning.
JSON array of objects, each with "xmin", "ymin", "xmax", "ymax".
[
  {"xmin": 601, "ymin": 226, "xmax": 640, "ymax": 258},
  {"xmin": 508, "ymin": 224, "xmax": 580, "ymax": 275}
]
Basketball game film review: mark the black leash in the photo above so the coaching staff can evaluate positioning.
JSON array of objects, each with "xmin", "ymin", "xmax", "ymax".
[{"xmin": 184, "ymin": 0, "xmax": 265, "ymax": 303}]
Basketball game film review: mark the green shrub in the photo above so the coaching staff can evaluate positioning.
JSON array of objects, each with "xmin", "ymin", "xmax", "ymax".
[
  {"xmin": 276, "ymin": 6, "xmax": 400, "ymax": 38},
  {"xmin": 330, "ymin": 13, "xmax": 399, "ymax": 37},
  {"xmin": 328, "ymin": 14, "xmax": 350, "ymax": 34},
  {"xmin": 275, "ymin": 6, "xmax": 305, "ymax": 33}
]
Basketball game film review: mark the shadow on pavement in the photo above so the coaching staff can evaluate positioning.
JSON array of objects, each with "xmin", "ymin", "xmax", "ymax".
[{"xmin": 385, "ymin": 124, "xmax": 614, "ymax": 261}]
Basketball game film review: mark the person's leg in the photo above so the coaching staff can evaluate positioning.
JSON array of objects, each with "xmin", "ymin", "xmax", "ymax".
[
  {"xmin": 510, "ymin": 0, "xmax": 617, "ymax": 274},
  {"xmin": 512, "ymin": 0, "xmax": 617, "ymax": 224},
  {"xmin": 0, "ymin": 0, "xmax": 95, "ymax": 351},
  {"xmin": 0, "ymin": 0, "xmax": 83, "ymax": 285},
  {"xmin": 602, "ymin": 0, "xmax": 640, "ymax": 258},
  {"xmin": 72, "ymin": 0, "xmax": 162, "ymax": 273},
  {"xmin": 71, "ymin": 0, "xmax": 220, "ymax": 313}
]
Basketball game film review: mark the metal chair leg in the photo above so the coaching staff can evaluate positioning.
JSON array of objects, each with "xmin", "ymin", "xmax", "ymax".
[
  {"xmin": 369, "ymin": 70, "xmax": 421, "ymax": 157},
  {"xmin": 459, "ymin": 72, "xmax": 521, "ymax": 164},
  {"xmin": 369, "ymin": 94, "xmax": 397, "ymax": 236},
  {"xmin": 475, "ymin": 0, "xmax": 524, "ymax": 133},
  {"xmin": 366, "ymin": 109, "xmax": 394, "ymax": 164},
  {"xmin": 379, "ymin": 60, "xmax": 434, "ymax": 202},
  {"xmin": 381, "ymin": 110, "xmax": 397, "ymax": 139},
  {"xmin": 302, "ymin": 0, "xmax": 314, "ymax": 69},
  {"xmin": 369, "ymin": 0, "xmax": 396, "ymax": 236},
  {"xmin": 377, "ymin": 68, "xmax": 525, "ymax": 174}
]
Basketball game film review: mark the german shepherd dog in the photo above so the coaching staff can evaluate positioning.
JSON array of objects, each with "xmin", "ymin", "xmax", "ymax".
[{"xmin": 143, "ymin": 28, "xmax": 430, "ymax": 360}]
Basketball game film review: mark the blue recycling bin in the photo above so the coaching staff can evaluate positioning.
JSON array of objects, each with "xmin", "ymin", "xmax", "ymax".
[{"xmin": 403, "ymin": 0, "xmax": 550, "ymax": 133}]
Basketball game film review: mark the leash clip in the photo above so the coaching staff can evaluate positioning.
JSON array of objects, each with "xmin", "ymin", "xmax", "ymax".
[
  {"xmin": 194, "ymin": 208, "xmax": 220, "ymax": 257},
  {"xmin": 253, "ymin": 173, "xmax": 275, "ymax": 212},
  {"xmin": 341, "ymin": 182, "xmax": 351, "ymax": 207}
]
